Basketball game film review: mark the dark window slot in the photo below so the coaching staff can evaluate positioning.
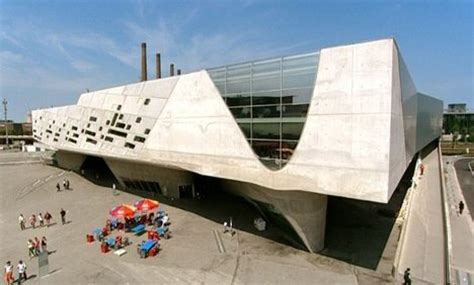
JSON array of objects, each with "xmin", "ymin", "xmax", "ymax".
[
  {"xmin": 135, "ymin": 117, "xmax": 142, "ymax": 123},
  {"xmin": 107, "ymin": 129, "xmax": 127, "ymax": 138},
  {"xmin": 89, "ymin": 116, "xmax": 97, "ymax": 122},
  {"xmin": 46, "ymin": 130, "xmax": 52, "ymax": 134},
  {"xmin": 116, "ymin": 122, "xmax": 126, "ymax": 129},
  {"xmin": 53, "ymin": 138, "xmax": 58, "ymax": 142},
  {"xmin": 73, "ymin": 133, "xmax": 79, "ymax": 138},
  {"xmin": 126, "ymin": 125, "xmax": 131, "ymax": 130},
  {"xmin": 85, "ymin": 130, "xmax": 96, "ymax": 137},
  {"xmin": 124, "ymin": 142, "xmax": 135, "ymax": 149},
  {"xmin": 111, "ymin": 114, "xmax": 118, "ymax": 126},
  {"xmin": 55, "ymin": 133, "xmax": 60, "ymax": 137},
  {"xmin": 144, "ymin": 128, "xmax": 151, "ymax": 135},
  {"xmin": 104, "ymin": 136, "xmax": 114, "ymax": 142},
  {"xmin": 72, "ymin": 126, "xmax": 78, "ymax": 131},
  {"xmin": 86, "ymin": 138, "xmax": 97, "ymax": 144},
  {"xmin": 134, "ymin": 136, "xmax": 146, "ymax": 143},
  {"xmin": 144, "ymin": 98, "xmax": 151, "ymax": 105},
  {"xmin": 68, "ymin": 138, "xmax": 77, "ymax": 144}
]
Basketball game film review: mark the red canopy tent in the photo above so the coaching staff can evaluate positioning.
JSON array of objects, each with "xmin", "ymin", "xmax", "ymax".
[
  {"xmin": 134, "ymin": 198, "xmax": 159, "ymax": 212},
  {"xmin": 109, "ymin": 204, "xmax": 137, "ymax": 218}
]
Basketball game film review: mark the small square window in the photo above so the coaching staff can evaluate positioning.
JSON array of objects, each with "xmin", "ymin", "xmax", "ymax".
[
  {"xmin": 117, "ymin": 105, "xmax": 122, "ymax": 111},
  {"xmin": 119, "ymin": 114, "xmax": 124, "ymax": 120},
  {"xmin": 144, "ymin": 98, "xmax": 151, "ymax": 105},
  {"xmin": 99, "ymin": 126, "xmax": 103, "ymax": 131},
  {"xmin": 63, "ymin": 123, "xmax": 66, "ymax": 127},
  {"xmin": 135, "ymin": 117, "xmax": 142, "ymax": 123},
  {"xmin": 87, "ymin": 123, "xmax": 91, "ymax": 128},
  {"xmin": 126, "ymin": 125, "xmax": 131, "ymax": 130},
  {"xmin": 106, "ymin": 120, "xmax": 110, "ymax": 125},
  {"xmin": 144, "ymin": 128, "xmax": 151, "ymax": 135}
]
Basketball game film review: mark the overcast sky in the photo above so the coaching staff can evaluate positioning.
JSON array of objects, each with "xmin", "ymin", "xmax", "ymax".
[{"xmin": 0, "ymin": 0, "xmax": 472, "ymax": 121}]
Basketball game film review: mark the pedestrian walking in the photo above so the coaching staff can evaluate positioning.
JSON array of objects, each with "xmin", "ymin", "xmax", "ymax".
[
  {"xmin": 112, "ymin": 183, "xmax": 116, "ymax": 195},
  {"xmin": 29, "ymin": 214, "xmax": 36, "ymax": 229},
  {"xmin": 66, "ymin": 179, "xmax": 70, "ymax": 190},
  {"xmin": 56, "ymin": 182, "xmax": 61, "ymax": 192},
  {"xmin": 44, "ymin": 212, "xmax": 52, "ymax": 227},
  {"xmin": 62, "ymin": 179, "xmax": 67, "ymax": 190},
  {"xmin": 60, "ymin": 208, "xmax": 66, "ymax": 225},
  {"xmin": 4, "ymin": 261, "xmax": 13, "ymax": 285},
  {"xmin": 459, "ymin": 201, "xmax": 465, "ymax": 215},
  {"xmin": 27, "ymin": 240, "xmax": 34, "ymax": 259},
  {"xmin": 38, "ymin": 213, "xmax": 44, "ymax": 227},
  {"xmin": 18, "ymin": 214, "xmax": 25, "ymax": 231},
  {"xmin": 403, "ymin": 268, "xmax": 411, "ymax": 285},
  {"xmin": 420, "ymin": 163, "xmax": 425, "ymax": 175},
  {"xmin": 33, "ymin": 237, "xmax": 40, "ymax": 256},
  {"xmin": 16, "ymin": 260, "xmax": 27, "ymax": 283},
  {"xmin": 41, "ymin": 236, "xmax": 48, "ymax": 253}
]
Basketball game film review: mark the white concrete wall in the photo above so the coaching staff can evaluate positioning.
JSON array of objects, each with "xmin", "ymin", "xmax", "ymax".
[{"xmin": 32, "ymin": 38, "xmax": 443, "ymax": 204}]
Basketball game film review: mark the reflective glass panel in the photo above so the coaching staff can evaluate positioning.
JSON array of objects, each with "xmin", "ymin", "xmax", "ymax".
[
  {"xmin": 282, "ymin": 104, "xmax": 309, "ymax": 117},
  {"xmin": 252, "ymin": 123, "xmax": 280, "ymax": 139},
  {"xmin": 229, "ymin": 106, "xmax": 251, "ymax": 118},
  {"xmin": 282, "ymin": 123, "xmax": 305, "ymax": 140},
  {"xmin": 253, "ymin": 105, "xmax": 281, "ymax": 118}
]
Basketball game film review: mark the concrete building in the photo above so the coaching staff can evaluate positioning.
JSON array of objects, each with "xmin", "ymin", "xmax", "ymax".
[{"xmin": 32, "ymin": 38, "xmax": 443, "ymax": 252}]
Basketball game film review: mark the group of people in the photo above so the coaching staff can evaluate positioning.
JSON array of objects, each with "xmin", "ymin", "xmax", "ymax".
[
  {"xmin": 4, "ymin": 260, "xmax": 27, "ymax": 285},
  {"xmin": 19, "ymin": 212, "xmax": 53, "ymax": 230},
  {"xmin": 27, "ymin": 236, "xmax": 48, "ymax": 259},
  {"xmin": 19, "ymin": 208, "xmax": 67, "ymax": 231},
  {"xmin": 56, "ymin": 179, "xmax": 71, "ymax": 192}
]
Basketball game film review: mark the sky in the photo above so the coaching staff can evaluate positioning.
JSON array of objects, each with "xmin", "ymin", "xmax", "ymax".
[{"xmin": 0, "ymin": 0, "xmax": 472, "ymax": 121}]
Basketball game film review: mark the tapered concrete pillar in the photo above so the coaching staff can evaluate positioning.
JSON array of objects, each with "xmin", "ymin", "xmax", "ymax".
[
  {"xmin": 155, "ymin": 53, "xmax": 161, "ymax": 79},
  {"xmin": 222, "ymin": 180, "xmax": 327, "ymax": 252},
  {"xmin": 140, "ymin": 43, "xmax": 147, "ymax": 81},
  {"xmin": 169, "ymin": 64, "xmax": 174, "ymax": 77},
  {"xmin": 55, "ymin": 150, "xmax": 86, "ymax": 172}
]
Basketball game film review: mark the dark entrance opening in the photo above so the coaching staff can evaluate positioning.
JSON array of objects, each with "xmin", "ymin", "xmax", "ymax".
[
  {"xmin": 79, "ymin": 155, "xmax": 119, "ymax": 188},
  {"xmin": 178, "ymin": 185, "xmax": 193, "ymax": 199},
  {"xmin": 321, "ymin": 156, "xmax": 417, "ymax": 269}
]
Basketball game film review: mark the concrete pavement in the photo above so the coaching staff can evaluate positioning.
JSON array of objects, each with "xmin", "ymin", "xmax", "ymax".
[
  {"xmin": 397, "ymin": 148, "xmax": 445, "ymax": 284},
  {"xmin": 444, "ymin": 156, "xmax": 474, "ymax": 284}
]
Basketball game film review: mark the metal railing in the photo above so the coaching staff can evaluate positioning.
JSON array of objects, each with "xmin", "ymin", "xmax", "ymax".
[{"xmin": 438, "ymin": 143, "xmax": 452, "ymax": 285}]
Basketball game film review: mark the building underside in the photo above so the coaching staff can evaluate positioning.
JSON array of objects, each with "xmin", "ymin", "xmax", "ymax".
[{"xmin": 32, "ymin": 38, "xmax": 443, "ymax": 252}]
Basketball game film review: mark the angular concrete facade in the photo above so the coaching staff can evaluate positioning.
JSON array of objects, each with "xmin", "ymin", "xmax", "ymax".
[{"xmin": 32, "ymin": 38, "xmax": 442, "ymax": 252}]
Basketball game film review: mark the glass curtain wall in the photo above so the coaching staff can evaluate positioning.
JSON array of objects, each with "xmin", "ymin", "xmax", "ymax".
[{"xmin": 208, "ymin": 52, "xmax": 319, "ymax": 170}]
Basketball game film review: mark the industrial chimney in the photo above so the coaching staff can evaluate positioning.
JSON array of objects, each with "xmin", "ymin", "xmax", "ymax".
[
  {"xmin": 170, "ymin": 64, "xmax": 175, "ymax": 77},
  {"xmin": 155, "ymin": 53, "xmax": 161, "ymax": 79},
  {"xmin": 177, "ymin": 69, "xmax": 181, "ymax": 75},
  {"xmin": 140, "ymin": 43, "xmax": 147, "ymax": 81}
]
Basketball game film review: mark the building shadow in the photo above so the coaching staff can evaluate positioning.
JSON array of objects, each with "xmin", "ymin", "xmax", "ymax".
[{"xmin": 320, "ymin": 158, "xmax": 416, "ymax": 269}]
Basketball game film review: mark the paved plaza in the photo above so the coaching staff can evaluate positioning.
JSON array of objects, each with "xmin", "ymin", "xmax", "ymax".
[{"xmin": 0, "ymin": 153, "xmax": 360, "ymax": 285}]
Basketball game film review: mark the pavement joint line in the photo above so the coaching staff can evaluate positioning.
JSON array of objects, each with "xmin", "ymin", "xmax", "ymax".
[
  {"xmin": 40, "ymin": 269, "xmax": 62, "ymax": 279},
  {"xmin": 213, "ymin": 229, "xmax": 225, "ymax": 254}
]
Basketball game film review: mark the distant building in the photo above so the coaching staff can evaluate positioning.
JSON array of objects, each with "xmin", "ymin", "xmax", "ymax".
[
  {"xmin": 32, "ymin": 38, "xmax": 443, "ymax": 252},
  {"xmin": 0, "ymin": 120, "xmax": 33, "ymax": 145},
  {"xmin": 447, "ymin": 103, "xmax": 467, "ymax": 113},
  {"xmin": 443, "ymin": 104, "xmax": 473, "ymax": 135}
]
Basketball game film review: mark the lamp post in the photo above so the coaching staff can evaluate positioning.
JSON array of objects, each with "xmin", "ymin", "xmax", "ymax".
[{"xmin": 2, "ymin": 98, "xmax": 8, "ymax": 149}]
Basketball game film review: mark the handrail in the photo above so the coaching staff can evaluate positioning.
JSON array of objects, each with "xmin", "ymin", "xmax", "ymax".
[{"xmin": 438, "ymin": 143, "xmax": 452, "ymax": 285}]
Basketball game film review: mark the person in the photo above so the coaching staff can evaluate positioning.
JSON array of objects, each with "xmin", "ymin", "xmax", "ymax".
[
  {"xmin": 41, "ymin": 236, "xmax": 48, "ymax": 253},
  {"xmin": 112, "ymin": 183, "xmax": 116, "ymax": 195},
  {"xmin": 33, "ymin": 237, "xmax": 41, "ymax": 256},
  {"xmin": 18, "ymin": 214, "xmax": 25, "ymax": 231},
  {"xmin": 403, "ymin": 268, "xmax": 411, "ymax": 285},
  {"xmin": 38, "ymin": 213, "xmax": 44, "ymax": 227},
  {"xmin": 420, "ymin": 163, "xmax": 425, "ymax": 175},
  {"xmin": 44, "ymin": 212, "xmax": 52, "ymax": 227},
  {"xmin": 29, "ymin": 214, "xmax": 36, "ymax": 229},
  {"xmin": 60, "ymin": 208, "xmax": 66, "ymax": 225},
  {"xmin": 16, "ymin": 260, "xmax": 27, "ymax": 282},
  {"xmin": 223, "ymin": 222, "xmax": 228, "ymax": 233},
  {"xmin": 162, "ymin": 214, "xmax": 169, "ymax": 226},
  {"xmin": 4, "ymin": 261, "xmax": 13, "ymax": 285},
  {"xmin": 65, "ymin": 179, "xmax": 70, "ymax": 190},
  {"xmin": 56, "ymin": 182, "xmax": 61, "ymax": 192},
  {"xmin": 27, "ymin": 240, "xmax": 34, "ymax": 259},
  {"xmin": 459, "ymin": 201, "xmax": 465, "ymax": 215}
]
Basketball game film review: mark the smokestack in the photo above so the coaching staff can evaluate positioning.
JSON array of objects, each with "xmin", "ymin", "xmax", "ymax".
[
  {"xmin": 140, "ymin": 43, "xmax": 147, "ymax": 81},
  {"xmin": 155, "ymin": 53, "xmax": 161, "ymax": 79},
  {"xmin": 177, "ymin": 69, "xmax": 181, "ymax": 75},
  {"xmin": 170, "ymin": 64, "xmax": 175, "ymax": 77}
]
